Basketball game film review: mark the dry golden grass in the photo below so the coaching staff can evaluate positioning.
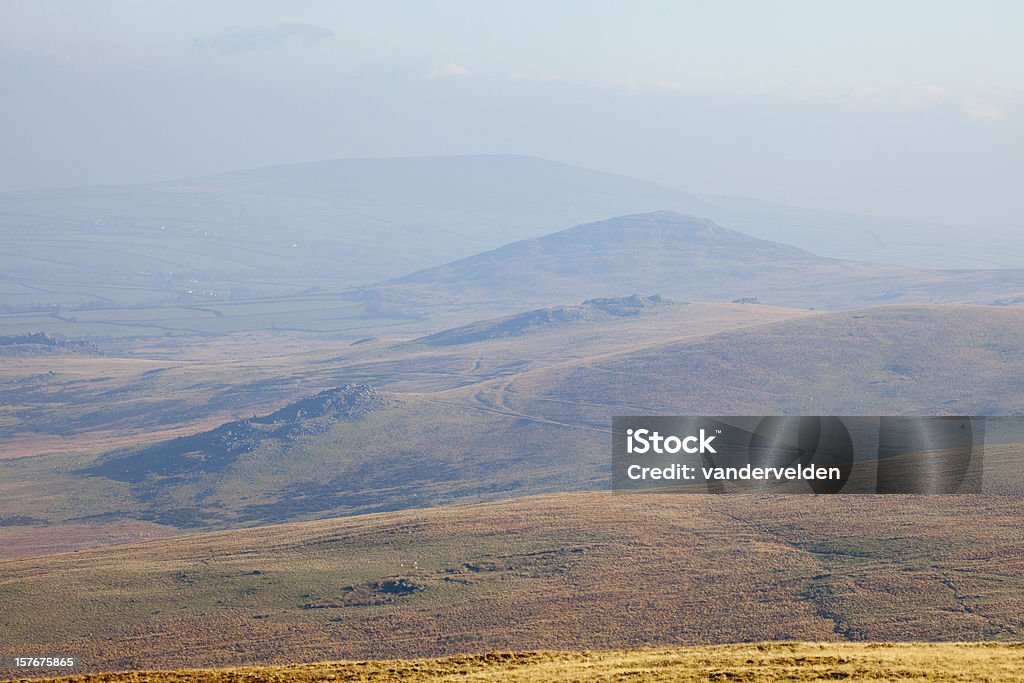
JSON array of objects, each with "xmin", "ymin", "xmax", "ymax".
[
  {"xmin": 0, "ymin": 519, "xmax": 179, "ymax": 560},
  {"xmin": 12, "ymin": 643, "xmax": 1024, "ymax": 682}
]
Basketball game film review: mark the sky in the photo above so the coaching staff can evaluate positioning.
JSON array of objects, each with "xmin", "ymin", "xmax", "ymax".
[{"xmin": 1, "ymin": 0, "xmax": 1021, "ymax": 231}]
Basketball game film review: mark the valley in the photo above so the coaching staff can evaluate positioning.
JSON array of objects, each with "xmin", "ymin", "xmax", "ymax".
[
  {"xmin": 1, "ymin": 161, "xmax": 1022, "ymax": 681},
  {"xmin": 2, "ymin": 302, "xmax": 1023, "ymax": 545}
]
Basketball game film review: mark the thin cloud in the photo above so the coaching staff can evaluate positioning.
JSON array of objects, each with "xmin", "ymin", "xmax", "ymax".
[
  {"xmin": 443, "ymin": 63, "xmax": 470, "ymax": 76},
  {"xmin": 963, "ymin": 95, "xmax": 1004, "ymax": 121},
  {"xmin": 195, "ymin": 22, "xmax": 334, "ymax": 54},
  {"xmin": 899, "ymin": 84, "xmax": 950, "ymax": 106},
  {"xmin": 653, "ymin": 80, "xmax": 685, "ymax": 92},
  {"xmin": 849, "ymin": 84, "xmax": 1007, "ymax": 123}
]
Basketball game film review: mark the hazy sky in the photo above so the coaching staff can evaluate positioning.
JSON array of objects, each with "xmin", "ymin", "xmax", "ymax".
[{"xmin": 1, "ymin": 0, "xmax": 1021, "ymax": 231}]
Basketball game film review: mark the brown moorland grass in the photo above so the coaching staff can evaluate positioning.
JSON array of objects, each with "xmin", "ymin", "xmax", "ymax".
[
  {"xmin": 9, "ymin": 643, "xmax": 1024, "ymax": 682},
  {"xmin": 0, "ymin": 302, "xmax": 813, "ymax": 544},
  {"xmin": 0, "ymin": 519, "xmax": 180, "ymax": 560},
  {"xmin": 2, "ymin": 493, "xmax": 1024, "ymax": 678},
  {"xmin": 7, "ymin": 305, "xmax": 1024, "ymax": 538}
]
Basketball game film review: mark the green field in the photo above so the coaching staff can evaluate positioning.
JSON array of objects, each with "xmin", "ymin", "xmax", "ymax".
[{"xmin": 0, "ymin": 291, "xmax": 418, "ymax": 337}]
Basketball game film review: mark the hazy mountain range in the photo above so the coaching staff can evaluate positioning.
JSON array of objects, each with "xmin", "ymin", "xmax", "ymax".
[
  {"xmin": 2, "ymin": 155, "xmax": 1021, "ymax": 314},
  {"xmin": 3, "ymin": 155, "xmax": 1024, "ymax": 677},
  {"xmin": 369, "ymin": 210, "xmax": 1024, "ymax": 317}
]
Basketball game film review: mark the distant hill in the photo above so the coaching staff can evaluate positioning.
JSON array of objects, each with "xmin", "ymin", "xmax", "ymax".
[
  {"xmin": 415, "ymin": 294, "xmax": 671, "ymax": 346},
  {"xmin": 370, "ymin": 211, "xmax": 1024, "ymax": 313},
  {"xmin": 494, "ymin": 304, "xmax": 1024, "ymax": 418},
  {"xmin": 2, "ymin": 492, "xmax": 1023, "ymax": 674},
  {"xmin": 3, "ymin": 155, "xmax": 1021, "ymax": 316},
  {"xmin": 0, "ymin": 156, "xmax": 720, "ymax": 307}
]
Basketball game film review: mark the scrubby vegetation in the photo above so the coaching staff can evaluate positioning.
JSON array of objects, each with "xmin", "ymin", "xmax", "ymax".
[{"xmin": 2, "ymin": 493, "xmax": 1024, "ymax": 677}]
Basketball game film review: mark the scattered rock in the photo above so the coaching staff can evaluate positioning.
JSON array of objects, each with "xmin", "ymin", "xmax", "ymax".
[
  {"xmin": 0, "ymin": 332, "xmax": 102, "ymax": 356},
  {"xmin": 417, "ymin": 295, "xmax": 671, "ymax": 346},
  {"xmin": 82, "ymin": 384, "xmax": 388, "ymax": 483},
  {"xmin": 302, "ymin": 577, "xmax": 425, "ymax": 609}
]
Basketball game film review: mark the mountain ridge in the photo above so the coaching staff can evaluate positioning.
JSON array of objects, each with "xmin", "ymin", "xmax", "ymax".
[{"xmin": 3, "ymin": 155, "xmax": 1019, "ymax": 324}]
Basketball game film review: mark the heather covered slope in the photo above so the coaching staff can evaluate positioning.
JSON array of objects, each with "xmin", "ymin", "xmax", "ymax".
[
  {"xmin": 0, "ymin": 301, "xmax": 808, "ymax": 532},
  {"xmin": 489, "ymin": 304, "xmax": 1024, "ymax": 420},
  {"xmin": 4, "ymin": 304, "xmax": 1024, "ymax": 532},
  {"xmin": 1, "ymin": 493, "xmax": 1023, "ymax": 677}
]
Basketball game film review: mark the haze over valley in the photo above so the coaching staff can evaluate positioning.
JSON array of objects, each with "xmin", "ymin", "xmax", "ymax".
[
  {"xmin": 2, "ymin": 154, "xmax": 1023, "ymax": 556},
  {"xmin": 2, "ymin": 3, "xmax": 1023, "ymax": 678}
]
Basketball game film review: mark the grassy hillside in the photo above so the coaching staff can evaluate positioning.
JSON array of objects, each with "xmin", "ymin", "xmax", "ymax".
[
  {"xmin": 0, "ymin": 301, "xmax": 796, "ymax": 460},
  {"xmin": 414, "ymin": 294, "xmax": 671, "ymax": 346},
  {"xmin": 2, "ymin": 304, "xmax": 1023, "ymax": 536},
  {"xmin": 493, "ymin": 304, "xmax": 1024, "ymax": 418},
  {"xmin": 1, "ymin": 492, "xmax": 1023, "ymax": 677},
  {"xmin": 8, "ymin": 643, "xmax": 1024, "ymax": 682},
  {"xmin": 0, "ymin": 302, "xmax": 809, "ymax": 536}
]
